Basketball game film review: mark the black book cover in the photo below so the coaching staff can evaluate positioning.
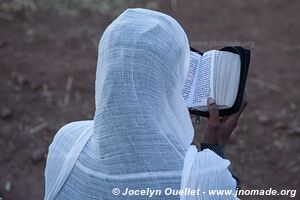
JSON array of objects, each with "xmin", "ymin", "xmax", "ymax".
[{"xmin": 188, "ymin": 46, "xmax": 251, "ymax": 117}]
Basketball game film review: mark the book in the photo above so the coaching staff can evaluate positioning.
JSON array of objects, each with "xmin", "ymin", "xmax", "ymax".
[{"xmin": 182, "ymin": 46, "xmax": 250, "ymax": 117}]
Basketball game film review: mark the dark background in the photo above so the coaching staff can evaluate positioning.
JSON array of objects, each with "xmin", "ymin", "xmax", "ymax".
[{"xmin": 0, "ymin": 0, "xmax": 299, "ymax": 199}]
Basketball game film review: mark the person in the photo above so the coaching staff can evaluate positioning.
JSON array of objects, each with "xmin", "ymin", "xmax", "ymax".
[{"xmin": 44, "ymin": 8, "xmax": 247, "ymax": 200}]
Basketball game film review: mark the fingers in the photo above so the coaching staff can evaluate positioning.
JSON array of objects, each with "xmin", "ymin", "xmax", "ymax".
[
  {"xmin": 226, "ymin": 97, "xmax": 248, "ymax": 125},
  {"xmin": 207, "ymin": 97, "xmax": 220, "ymax": 127},
  {"xmin": 235, "ymin": 97, "xmax": 248, "ymax": 119},
  {"xmin": 220, "ymin": 116, "xmax": 228, "ymax": 122}
]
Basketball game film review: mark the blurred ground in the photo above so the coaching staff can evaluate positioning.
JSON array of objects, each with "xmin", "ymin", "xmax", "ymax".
[{"xmin": 0, "ymin": 0, "xmax": 299, "ymax": 199}]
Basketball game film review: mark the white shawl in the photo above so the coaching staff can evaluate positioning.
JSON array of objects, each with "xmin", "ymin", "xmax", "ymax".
[{"xmin": 45, "ymin": 8, "xmax": 237, "ymax": 200}]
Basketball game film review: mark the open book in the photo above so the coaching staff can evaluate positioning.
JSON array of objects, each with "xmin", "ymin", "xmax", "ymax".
[{"xmin": 182, "ymin": 46, "xmax": 250, "ymax": 117}]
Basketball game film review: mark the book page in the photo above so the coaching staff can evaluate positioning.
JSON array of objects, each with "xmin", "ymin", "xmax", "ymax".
[
  {"xmin": 191, "ymin": 50, "xmax": 215, "ymax": 107},
  {"xmin": 182, "ymin": 51, "xmax": 201, "ymax": 106},
  {"xmin": 214, "ymin": 51, "xmax": 240, "ymax": 107}
]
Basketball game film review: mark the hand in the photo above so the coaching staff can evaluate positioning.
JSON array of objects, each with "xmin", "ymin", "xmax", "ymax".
[{"xmin": 203, "ymin": 97, "xmax": 247, "ymax": 146}]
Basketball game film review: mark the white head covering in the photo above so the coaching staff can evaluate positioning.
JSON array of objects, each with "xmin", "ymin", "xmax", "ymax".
[{"xmin": 45, "ymin": 8, "xmax": 194, "ymax": 200}]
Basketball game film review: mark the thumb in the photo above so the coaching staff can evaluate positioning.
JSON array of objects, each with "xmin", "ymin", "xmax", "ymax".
[{"xmin": 207, "ymin": 97, "xmax": 219, "ymax": 127}]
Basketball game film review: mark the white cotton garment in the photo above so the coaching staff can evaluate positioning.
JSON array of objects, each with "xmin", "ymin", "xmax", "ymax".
[
  {"xmin": 181, "ymin": 147, "xmax": 239, "ymax": 200},
  {"xmin": 44, "ymin": 8, "xmax": 238, "ymax": 200},
  {"xmin": 45, "ymin": 8, "xmax": 193, "ymax": 200}
]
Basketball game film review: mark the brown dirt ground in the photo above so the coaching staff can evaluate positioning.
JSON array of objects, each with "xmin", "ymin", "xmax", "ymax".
[{"xmin": 0, "ymin": 0, "xmax": 299, "ymax": 199}]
